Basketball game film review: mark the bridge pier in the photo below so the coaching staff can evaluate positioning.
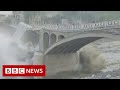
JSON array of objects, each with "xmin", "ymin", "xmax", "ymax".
[
  {"xmin": 44, "ymin": 53, "xmax": 80, "ymax": 76},
  {"xmin": 39, "ymin": 29, "xmax": 45, "ymax": 52}
]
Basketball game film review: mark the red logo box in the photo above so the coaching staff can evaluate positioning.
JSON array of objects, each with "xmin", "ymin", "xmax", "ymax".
[{"xmin": 2, "ymin": 65, "xmax": 46, "ymax": 77}]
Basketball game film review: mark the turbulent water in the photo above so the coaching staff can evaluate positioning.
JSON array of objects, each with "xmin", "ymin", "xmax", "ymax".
[{"xmin": 80, "ymin": 38, "xmax": 120, "ymax": 79}]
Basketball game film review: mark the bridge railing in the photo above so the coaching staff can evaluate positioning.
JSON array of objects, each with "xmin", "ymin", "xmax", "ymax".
[{"xmin": 33, "ymin": 19, "xmax": 120, "ymax": 31}]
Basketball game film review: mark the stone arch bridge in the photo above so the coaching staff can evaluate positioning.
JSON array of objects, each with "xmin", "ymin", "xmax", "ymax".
[
  {"xmin": 1, "ymin": 20, "xmax": 120, "ymax": 76},
  {"xmin": 2, "ymin": 20, "xmax": 120, "ymax": 55},
  {"xmin": 28, "ymin": 20, "xmax": 120, "ymax": 76},
  {"xmin": 29, "ymin": 19, "xmax": 120, "ymax": 55}
]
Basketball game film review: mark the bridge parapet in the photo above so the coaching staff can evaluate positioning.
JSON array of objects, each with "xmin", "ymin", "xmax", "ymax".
[{"xmin": 32, "ymin": 19, "xmax": 120, "ymax": 32}]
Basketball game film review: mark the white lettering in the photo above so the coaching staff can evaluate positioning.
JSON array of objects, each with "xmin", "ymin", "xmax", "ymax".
[
  {"xmin": 34, "ymin": 69, "xmax": 40, "ymax": 73},
  {"xmin": 25, "ymin": 68, "xmax": 43, "ymax": 73},
  {"xmin": 30, "ymin": 69, "xmax": 34, "ymax": 73},
  {"xmin": 26, "ymin": 69, "xmax": 31, "ymax": 73},
  {"xmin": 34, "ymin": 68, "xmax": 43, "ymax": 73},
  {"xmin": 39, "ymin": 68, "xmax": 43, "ymax": 73}
]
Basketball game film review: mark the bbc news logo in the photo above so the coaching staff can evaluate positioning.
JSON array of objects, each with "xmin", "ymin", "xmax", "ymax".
[{"xmin": 2, "ymin": 65, "xmax": 46, "ymax": 76}]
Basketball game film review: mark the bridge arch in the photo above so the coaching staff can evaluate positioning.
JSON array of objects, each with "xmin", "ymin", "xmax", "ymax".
[
  {"xmin": 50, "ymin": 33, "xmax": 56, "ymax": 45},
  {"xmin": 43, "ymin": 32, "xmax": 49, "ymax": 50},
  {"xmin": 44, "ymin": 32, "xmax": 120, "ymax": 55},
  {"xmin": 58, "ymin": 35, "xmax": 65, "ymax": 41}
]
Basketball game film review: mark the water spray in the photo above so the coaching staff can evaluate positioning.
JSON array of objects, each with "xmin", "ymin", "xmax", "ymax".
[{"xmin": 0, "ymin": 22, "xmax": 33, "ymax": 79}]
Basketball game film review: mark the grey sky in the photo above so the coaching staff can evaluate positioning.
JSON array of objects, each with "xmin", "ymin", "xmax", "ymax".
[{"xmin": 0, "ymin": 11, "xmax": 12, "ymax": 15}]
